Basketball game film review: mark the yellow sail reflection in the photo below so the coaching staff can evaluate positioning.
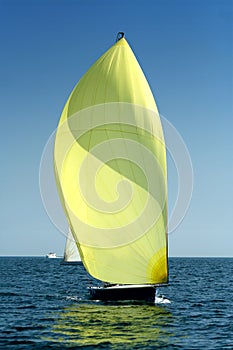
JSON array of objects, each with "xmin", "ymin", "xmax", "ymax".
[
  {"xmin": 54, "ymin": 36, "xmax": 168, "ymax": 284},
  {"xmin": 45, "ymin": 304, "xmax": 173, "ymax": 347}
]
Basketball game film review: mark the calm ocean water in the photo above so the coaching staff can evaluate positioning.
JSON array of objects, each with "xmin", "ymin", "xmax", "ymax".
[{"xmin": 1, "ymin": 257, "xmax": 233, "ymax": 349}]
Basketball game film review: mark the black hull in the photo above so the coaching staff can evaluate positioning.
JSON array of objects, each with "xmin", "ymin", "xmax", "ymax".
[
  {"xmin": 60, "ymin": 261, "xmax": 82, "ymax": 265},
  {"xmin": 89, "ymin": 285, "xmax": 156, "ymax": 302}
]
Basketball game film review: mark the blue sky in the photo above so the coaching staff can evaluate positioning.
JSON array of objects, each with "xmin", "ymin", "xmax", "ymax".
[{"xmin": 0, "ymin": 0, "xmax": 232, "ymax": 256}]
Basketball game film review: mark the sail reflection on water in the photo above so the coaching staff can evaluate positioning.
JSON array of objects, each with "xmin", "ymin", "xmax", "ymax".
[{"xmin": 47, "ymin": 304, "xmax": 173, "ymax": 348}]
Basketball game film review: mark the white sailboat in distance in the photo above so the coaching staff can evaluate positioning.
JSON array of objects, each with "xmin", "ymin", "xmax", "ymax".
[{"xmin": 61, "ymin": 228, "xmax": 81, "ymax": 265}]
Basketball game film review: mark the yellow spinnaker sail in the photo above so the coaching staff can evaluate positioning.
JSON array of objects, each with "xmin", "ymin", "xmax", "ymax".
[{"xmin": 54, "ymin": 36, "xmax": 168, "ymax": 284}]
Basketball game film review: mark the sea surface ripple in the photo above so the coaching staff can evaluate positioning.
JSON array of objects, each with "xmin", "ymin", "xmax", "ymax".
[{"xmin": 1, "ymin": 257, "xmax": 233, "ymax": 349}]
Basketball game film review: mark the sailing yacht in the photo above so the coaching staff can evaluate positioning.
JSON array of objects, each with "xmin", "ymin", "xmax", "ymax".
[
  {"xmin": 54, "ymin": 33, "xmax": 168, "ymax": 301},
  {"xmin": 61, "ymin": 228, "xmax": 81, "ymax": 265}
]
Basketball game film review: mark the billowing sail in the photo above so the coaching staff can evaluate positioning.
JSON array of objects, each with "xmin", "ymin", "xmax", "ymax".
[
  {"xmin": 54, "ymin": 36, "xmax": 168, "ymax": 284},
  {"xmin": 63, "ymin": 228, "xmax": 81, "ymax": 263}
]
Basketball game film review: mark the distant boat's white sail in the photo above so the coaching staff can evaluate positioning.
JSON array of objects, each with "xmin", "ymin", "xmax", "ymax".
[{"xmin": 63, "ymin": 228, "xmax": 81, "ymax": 262}]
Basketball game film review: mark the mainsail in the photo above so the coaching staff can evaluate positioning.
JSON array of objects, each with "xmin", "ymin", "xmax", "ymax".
[
  {"xmin": 54, "ymin": 35, "xmax": 168, "ymax": 285},
  {"xmin": 63, "ymin": 228, "xmax": 81, "ymax": 263}
]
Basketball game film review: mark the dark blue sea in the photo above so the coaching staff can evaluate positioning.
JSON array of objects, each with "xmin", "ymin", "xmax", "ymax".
[{"xmin": 1, "ymin": 257, "xmax": 233, "ymax": 349}]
